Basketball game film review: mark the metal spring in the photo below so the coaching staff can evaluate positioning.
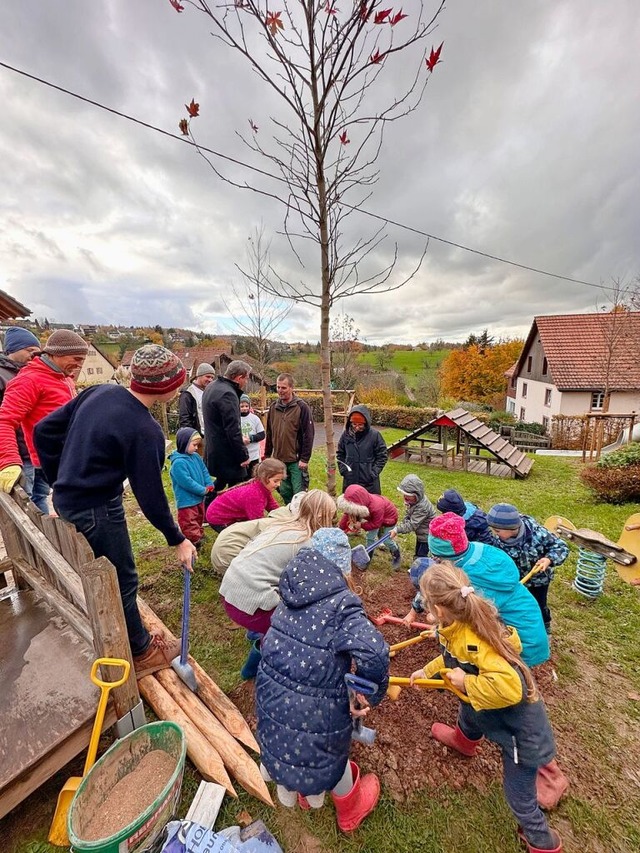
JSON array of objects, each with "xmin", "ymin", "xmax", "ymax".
[{"xmin": 572, "ymin": 547, "xmax": 606, "ymax": 598}]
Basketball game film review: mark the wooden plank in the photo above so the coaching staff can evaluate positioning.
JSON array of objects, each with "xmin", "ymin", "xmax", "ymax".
[
  {"xmin": 0, "ymin": 493, "xmax": 85, "ymax": 610},
  {"xmin": 80, "ymin": 557, "xmax": 140, "ymax": 720}
]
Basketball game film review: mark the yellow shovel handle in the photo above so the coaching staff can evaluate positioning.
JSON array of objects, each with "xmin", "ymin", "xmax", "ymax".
[
  {"xmin": 389, "ymin": 630, "xmax": 434, "ymax": 655},
  {"xmin": 84, "ymin": 658, "xmax": 130, "ymax": 776},
  {"xmin": 389, "ymin": 668, "xmax": 470, "ymax": 703},
  {"xmin": 520, "ymin": 562, "xmax": 547, "ymax": 586}
]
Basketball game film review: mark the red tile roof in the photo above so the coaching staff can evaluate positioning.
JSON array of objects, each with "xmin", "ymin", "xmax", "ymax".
[{"xmin": 518, "ymin": 312, "xmax": 640, "ymax": 391}]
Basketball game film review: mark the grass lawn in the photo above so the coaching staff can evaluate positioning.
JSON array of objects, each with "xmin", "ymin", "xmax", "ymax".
[
  {"xmin": 357, "ymin": 349, "xmax": 448, "ymax": 388},
  {"xmin": 6, "ymin": 448, "xmax": 640, "ymax": 853}
]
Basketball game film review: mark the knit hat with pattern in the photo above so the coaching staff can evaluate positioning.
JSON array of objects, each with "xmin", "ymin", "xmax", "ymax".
[
  {"xmin": 428, "ymin": 512, "xmax": 469, "ymax": 557},
  {"xmin": 42, "ymin": 329, "xmax": 89, "ymax": 356},
  {"xmin": 486, "ymin": 503, "xmax": 522, "ymax": 530},
  {"xmin": 3, "ymin": 327, "xmax": 41, "ymax": 354},
  {"xmin": 311, "ymin": 527, "xmax": 352, "ymax": 576},
  {"xmin": 130, "ymin": 345, "xmax": 186, "ymax": 395}
]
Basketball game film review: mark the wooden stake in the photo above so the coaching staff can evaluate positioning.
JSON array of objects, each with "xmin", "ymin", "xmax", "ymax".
[
  {"xmin": 138, "ymin": 675, "xmax": 235, "ymax": 795},
  {"xmin": 156, "ymin": 669, "xmax": 272, "ymax": 806}
]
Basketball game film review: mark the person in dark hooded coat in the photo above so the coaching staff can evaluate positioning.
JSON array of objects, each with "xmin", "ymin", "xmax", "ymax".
[
  {"xmin": 436, "ymin": 488, "xmax": 494, "ymax": 545},
  {"xmin": 255, "ymin": 528, "xmax": 389, "ymax": 832},
  {"xmin": 336, "ymin": 404, "xmax": 388, "ymax": 494}
]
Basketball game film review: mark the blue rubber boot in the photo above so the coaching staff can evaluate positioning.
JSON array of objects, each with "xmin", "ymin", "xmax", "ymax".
[
  {"xmin": 246, "ymin": 630, "xmax": 263, "ymax": 643},
  {"xmin": 240, "ymin": 640, "xmax": 261, "ymax": 680}
]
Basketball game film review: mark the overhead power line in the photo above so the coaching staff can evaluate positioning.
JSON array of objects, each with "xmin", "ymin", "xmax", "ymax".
[{"xmin": 0, "ymin": 59, "xmax": 608, "ymax": 292}]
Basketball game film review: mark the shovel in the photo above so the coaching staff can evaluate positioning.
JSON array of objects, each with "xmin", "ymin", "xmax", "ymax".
[
  {"xmin": 387, "ymin": 668, "xmax": 470, "ymax": 703},
  {"xmin": 351, "ymin": 530, "xmax": 394, "ymax": 569},
  {"xmin": 171, "ymin": 559, "xmax": 198, "ymax": 692},
  {"xmin": 48, "ymin": 657, "xmax": 130, "ymax": 846}
]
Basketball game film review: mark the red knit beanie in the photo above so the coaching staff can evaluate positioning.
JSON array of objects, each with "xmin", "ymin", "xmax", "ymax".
[
  {"xmin": 428, "ymin": 512, "xmax": 469, "ymax": 557},
  {"xmin": 130, "ymin": 345, "xmax": 186, "ymax": 395}
]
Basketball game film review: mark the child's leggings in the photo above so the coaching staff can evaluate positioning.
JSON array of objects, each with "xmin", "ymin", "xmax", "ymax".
[
  {"xmin": 366, "ymin": 526, "xmax": 400, "ymax": 556},
  {"xmin": 458, "ymin": 711, "xmax": 556, "ymax": 850},
  {"xmin": 260, "ymin": 761, "xmax": 353, "ymax": 808}
]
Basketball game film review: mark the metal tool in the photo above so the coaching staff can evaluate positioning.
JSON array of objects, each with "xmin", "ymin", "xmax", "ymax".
[
  {"xmin": 345, "ymin": 673, "xmax": 378, "ymax": 745},
  {"xmin": 171, "ymin": 558, "xmax": 198, "ymax": 692},
  {"xmin": 351, "ymin": 530, "xmax": 394, "ymax": 569},
  {"xmin": 48, "ymin": 657, "xmax": 130, "ymax": 846}
]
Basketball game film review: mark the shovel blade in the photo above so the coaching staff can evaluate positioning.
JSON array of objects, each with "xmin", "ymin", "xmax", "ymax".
[{"xmin": 48, "ymin": 776, "xmax": 82, "ymax": 846}]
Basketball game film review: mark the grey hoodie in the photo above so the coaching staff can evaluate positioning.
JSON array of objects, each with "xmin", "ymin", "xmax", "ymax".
[{"xmin": 395, "ymin": 474, "xmax": 436, "ymax": 542}]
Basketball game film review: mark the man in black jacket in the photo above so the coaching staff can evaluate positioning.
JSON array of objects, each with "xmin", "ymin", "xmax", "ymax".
[
  {"xmin": 202, "ymin": 360, "xmax": 251, "ymax": 493},
  {"xmin": 336, "ymin": 404, "xmax": 388, "ymax": 495},
  {"xmin": 178, "ymin": 362, "xmax": 215, "ymax": 434}
]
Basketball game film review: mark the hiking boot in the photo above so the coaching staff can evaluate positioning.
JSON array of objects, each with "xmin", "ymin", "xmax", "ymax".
[{"xmin": 133, "ymin": 633, "xmax": 181, "ymax": 679}]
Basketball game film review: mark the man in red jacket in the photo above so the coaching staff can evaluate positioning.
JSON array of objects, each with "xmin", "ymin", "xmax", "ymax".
[{"xmin": 0, "ymin": 328, "xmax": 88, "ymax": 512}]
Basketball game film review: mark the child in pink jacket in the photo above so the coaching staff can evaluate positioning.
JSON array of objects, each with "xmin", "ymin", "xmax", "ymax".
[
  {"xmin": 206, "ymin": 459, "xmax": 285, "ymax": 532},
  {"xmin": 337, "ymin": 484, "xmax": 401, "ymax": 569}
]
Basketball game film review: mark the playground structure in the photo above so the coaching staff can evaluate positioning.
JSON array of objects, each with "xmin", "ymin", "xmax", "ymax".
[
  {"xmin": 583, "ymin": 412, "xmax": 638, "ymax": 462},
  {"xmin": 388, "ymin": 408, "xmax": 533, "ymax": 479},
  {"xmin": 0, "ymin": 487, "xmax": 272, "ymax": 821}
]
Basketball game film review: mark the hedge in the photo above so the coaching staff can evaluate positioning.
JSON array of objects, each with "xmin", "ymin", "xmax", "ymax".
[{"xmin": 580, "ymin": 464, "xmax": 640, "ymax": 504}]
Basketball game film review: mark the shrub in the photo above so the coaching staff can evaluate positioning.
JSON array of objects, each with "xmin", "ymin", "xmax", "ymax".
[
  {"xmin": 514, "ymin": 421, "xmax": 547, "ymax": 436},
  {"xmin": 357, "ymin": 385, "xmax": 401, "ymax": 407},
  {"xmin": 598, "ymin": 441, "xmax": 640, "ymax": 469},
  {"xmin": 580, "ymin": 463, "xmax": 640, "ymax": 504}
]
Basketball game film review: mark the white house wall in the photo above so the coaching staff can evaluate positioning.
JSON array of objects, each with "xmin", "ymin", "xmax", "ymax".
[{"xmin": 515, "ymin": 379, "xmax": 640, "ymax": 424}]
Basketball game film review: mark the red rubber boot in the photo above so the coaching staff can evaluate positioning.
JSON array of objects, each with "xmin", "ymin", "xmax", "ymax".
[
  {"xmin": 431, "ymin": 723, "xmax": 482, "ymax": 756},
  {"xmin": 331, "ymin": 761, "xmax": 380, "ymax": 833},
  {"xmin": 518, "ymin": 828, "xmax": 563, "ymax": 852},
  {"xmin": 536, "ymin": 760, "xmax": 569, "ymax": 809}
]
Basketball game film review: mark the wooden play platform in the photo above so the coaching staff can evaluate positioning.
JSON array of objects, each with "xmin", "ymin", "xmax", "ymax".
[{"xmin": 388, "ymin": 408, "xmax": 534, "ymax": 479}]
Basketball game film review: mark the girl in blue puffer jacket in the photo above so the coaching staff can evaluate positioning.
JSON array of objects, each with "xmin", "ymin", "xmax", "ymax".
[{"xmin": 255, "ymin": 528, "xmax": 389, "ymax": 833}]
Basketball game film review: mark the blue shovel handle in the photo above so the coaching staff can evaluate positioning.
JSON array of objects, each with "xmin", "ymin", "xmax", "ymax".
[{"xmin": 180, "ymin": 561, "xmax": 193, "ymax": 666}]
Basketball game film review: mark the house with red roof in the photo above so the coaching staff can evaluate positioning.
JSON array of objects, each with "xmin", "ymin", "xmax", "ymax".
[{"xmin": 511, "ymin": 312, "xmax": 640, "ymax": 429}]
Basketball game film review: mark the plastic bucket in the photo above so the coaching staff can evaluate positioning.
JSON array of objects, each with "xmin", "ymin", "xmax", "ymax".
[{"xmin": 68, "ymin": 721, "xmax": 186, "ymax": 853}]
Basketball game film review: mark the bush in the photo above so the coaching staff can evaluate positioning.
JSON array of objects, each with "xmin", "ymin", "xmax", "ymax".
[
  {"xmin": 580, "ymin": 463, "xmax": 640, "ymax": 504},
  {"xmin": 357, "ymin": 385, "xmax": 401, "ymax": 407},
  {"xmin": 514, "ymin": 421, "xmax": 547, "ymax": 436},
  {"xmin": 598, "ymin": 441, "xmax": 640, "ymax": 469}
]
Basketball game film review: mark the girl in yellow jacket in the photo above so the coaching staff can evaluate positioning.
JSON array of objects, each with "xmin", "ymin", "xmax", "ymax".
[{"xmin": 410, "ymin": 562, "xmax": 562, "ymax": 853}]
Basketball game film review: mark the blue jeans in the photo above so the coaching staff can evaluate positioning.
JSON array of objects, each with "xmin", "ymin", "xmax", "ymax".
[
  {"xmin": 23, "ymin": 465, "xmax": 51, "ymax": 514},
  {"xmin": 56, "ymin": 496, "xmax": 151, "ymax": 656}
]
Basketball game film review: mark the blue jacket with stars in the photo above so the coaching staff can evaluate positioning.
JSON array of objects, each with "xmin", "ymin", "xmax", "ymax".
[{"xmin": 255, "ymin": 547, "xmax": 389, "ymax": 795}]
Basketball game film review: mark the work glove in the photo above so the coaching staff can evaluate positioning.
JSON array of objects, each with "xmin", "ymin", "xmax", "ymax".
[{"xmin": 0, "ymin": 465, "xmax": 22, "ymax": 493}]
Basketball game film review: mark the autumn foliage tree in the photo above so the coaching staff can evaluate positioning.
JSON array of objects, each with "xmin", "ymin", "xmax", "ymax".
[
  {"xmin": 440, "ymin": 339, "xmax": 523, "ymax": 410},
  {"xmin": 168, "ymin": 0, "xmax": 446, "ymax": 493}
]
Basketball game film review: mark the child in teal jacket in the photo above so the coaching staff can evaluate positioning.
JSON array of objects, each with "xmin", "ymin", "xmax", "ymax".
[{"xmin": 169, "ymin": 427, "xmax": 214, "ymax": 547}]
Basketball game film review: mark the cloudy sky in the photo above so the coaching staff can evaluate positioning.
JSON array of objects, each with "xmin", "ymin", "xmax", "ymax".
[{"xmin": 1, "ymin": 1, "xmax": 638, "ymax": 344}]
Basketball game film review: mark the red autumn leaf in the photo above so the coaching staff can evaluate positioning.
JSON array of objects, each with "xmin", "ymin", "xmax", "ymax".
[
  {"xmin": 185, "ymin": 98, "xmax": 199, "ymax": 117},
  {"xmin": 178, "ymin": 118, "xmax": 189, "ymax": 135},
  {"xmin": 324, "ymin": 2, "xmax": 338, "ymax": 14},
  {"xmin": 390, "ymin": 9, "xmax": 408, "ymax": 26},
  {"xmin": 374, "ymin": 8, "xmax": 392, "ymax": 24},
  {"xmin": 358, "ymin": 1, "xmax": 373, "ymax": 22},
  {"xmin": 169, "ymin": 0, "xmax": 184, "ymax": 11},
  {"xmin": 370, "ymin": 49, "xmax": 384, "ymax": 64},
  {"xmin": 339, "ymin": 130, "xmax": 350, "ymax": 145},
  {"xmin": 426, "ymin": 41, "xmax": 444, "ymax": 72},
  {"xmin": 266, "ymin": 11, "xmax": 284, "ymax": 36},
  {"xmin": 249, "ymin": 118, "xmax": 259, "ymax": 133}
]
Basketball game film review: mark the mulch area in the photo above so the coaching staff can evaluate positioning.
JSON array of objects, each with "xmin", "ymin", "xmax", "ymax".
[{"xmin": 230, "ymin": 568, "xmax": 562, "ymax": 803}]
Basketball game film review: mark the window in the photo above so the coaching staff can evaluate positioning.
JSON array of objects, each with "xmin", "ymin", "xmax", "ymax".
[
  {"xmin": 96, "ymin": 367, "xmax": 103, "ymax": 375},
  {"xmin": 87, "ymin": 367, "xmax": 94, "ymax": 375},
  {"xmin": 522, "ymin": 382, "xmax": 528, "ymax": 398},
  {"xmin": 542, "ymin": 416, "xmax": 550, "ymax": 432},
  {"xmin": 526, "ymin": 355, "xmax": 532, "ymax": 372},
  {"xmin": 544, "ymin": 389, "xmax": 552, "ymax": 407},
  {"xmin": 591, "ymin": 391, "xmax": 605, "ymax": 410},
  {"xmin": 507, "ymin": 399, "xmax": 515, "ymax": 414},
  {"xmin": 542, "ymin": 357, "xmax": 548, "ymax": 375},
  {"xmin": 520, "ymin": 407, "xmax": 526, "ymax": 421}
]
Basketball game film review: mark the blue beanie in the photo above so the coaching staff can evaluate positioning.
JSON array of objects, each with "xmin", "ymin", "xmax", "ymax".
[
  {"xmin": 311, "ymin": 528, "xmax": 352, "ymax": 576},
  {"xmin": 409, "ymin": 557, "xmax": 436, "ymax": 589},
  {"xmin": 3, "ymin": 327, "xmax": 40, "ymax": 355},
  {"xmin": 436, "ymin": 489, "xmax": 466, "ymax": 515},
  {"xmin": 176, "ymin": 427, "xmax": 200, "ymax": 453},
  {"xmin": 486, "ymin": 503, "xmax": 521, "ymax": 530}
]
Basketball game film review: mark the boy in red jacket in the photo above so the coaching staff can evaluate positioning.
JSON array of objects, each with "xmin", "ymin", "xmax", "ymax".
[{"xmin": 337, "ymin": 484, "xmax": 401, "ymax": 569}]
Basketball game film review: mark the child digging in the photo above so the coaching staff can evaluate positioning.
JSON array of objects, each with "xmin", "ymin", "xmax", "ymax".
[
  {"xmin": 390, "ymin": 473, "xmax": 436, "ymax": 558},
  {"xmin": 206, "ymin": 458, "xmax": 285, "ymax": 532},
  {"xmin": 487, "ymin": 503, "xmax": 569, "ymax": 634},
  {"xmin": 169, "ymin": 428, "xmax": 215, "ymax": 550},
  {"xmin": 255, "ymin": 528, "xmax": 389, "ymax": 832},
  {"xmin": 337, "ymin": 484, "xmax": 401, "ymax": 569},
  {"xmin": 411, "ymin": 561, "xmax": 563, "ymax": 853}
]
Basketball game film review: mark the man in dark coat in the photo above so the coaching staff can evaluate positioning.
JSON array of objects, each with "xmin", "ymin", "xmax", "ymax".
[
  {"xmin": 202, "ymin": 360, "xmax": 251, "ymax": 493},
  {"xmin": 336, "ymin": 404, "xmax": 388, "ymax": 494}
]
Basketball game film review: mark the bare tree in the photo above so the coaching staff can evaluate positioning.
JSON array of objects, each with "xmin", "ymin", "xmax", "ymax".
[
  {"xmin": 224, "ymin": 224, "xmax": 292, "ymax": 380},
  {"xmin": 330, "ymin": 312, "xmax": 360, "ymax": 389},
  {"xmin": 172, "ymin": 1, "xmax": 446, "ymax": 491}
]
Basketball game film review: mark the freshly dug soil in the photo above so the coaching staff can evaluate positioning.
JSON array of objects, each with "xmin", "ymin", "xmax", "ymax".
[
  {"xmin": 81, "ymin": 749, "xmax": 177, "ymax": 841},
  {"xmin": 231, "ymin": 569, "xmax": 561, "ymax": 803}
]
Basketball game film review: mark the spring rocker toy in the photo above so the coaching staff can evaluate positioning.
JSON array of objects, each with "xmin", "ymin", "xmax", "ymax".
[{"xmin": 545, "ymin": 513, "xmax": 640, "ymax": 599}]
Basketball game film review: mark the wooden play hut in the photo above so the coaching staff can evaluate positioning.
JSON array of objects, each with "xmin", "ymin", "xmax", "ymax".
[{"xmin": 387, "ymin": 407, "xmax": 534, "ymax": 479}]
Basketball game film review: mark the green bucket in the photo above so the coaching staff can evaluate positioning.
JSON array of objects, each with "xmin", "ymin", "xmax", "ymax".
[{"xmin": 68, "ymin": 721, "xmax": 186, "ymax": 853}]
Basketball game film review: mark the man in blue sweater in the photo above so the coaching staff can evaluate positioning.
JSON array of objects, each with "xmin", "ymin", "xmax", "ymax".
[{"xmin": 34, "ymin": 345, "xmax": 197, "ymax": 677}]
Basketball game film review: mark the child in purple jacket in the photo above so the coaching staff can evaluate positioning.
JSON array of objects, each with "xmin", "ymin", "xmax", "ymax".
[{"xmin": 206, "ymin": 458, "xmax": 285, "ymax": 531}]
